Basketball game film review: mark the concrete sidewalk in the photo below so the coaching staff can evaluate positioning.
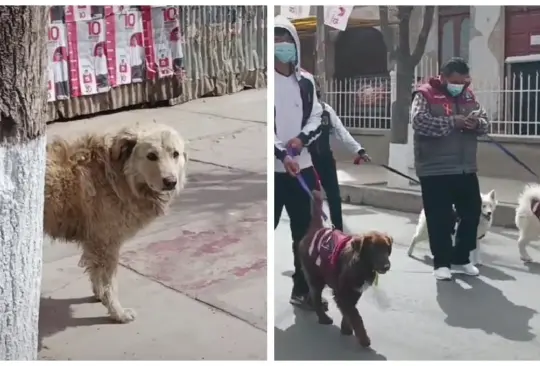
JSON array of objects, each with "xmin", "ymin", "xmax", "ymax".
[
  {"xmin": 39, "ymin": 90, "xmax": 267, "ymax": 360},
  {"xmin": 333, "ymin": 160, "xmax": 531, "ymax": 228}
]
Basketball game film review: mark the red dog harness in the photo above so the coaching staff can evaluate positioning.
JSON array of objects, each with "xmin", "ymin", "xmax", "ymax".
[{"xmin": 308, "ymin": 228, "xmax": 353, "ymax": 283}]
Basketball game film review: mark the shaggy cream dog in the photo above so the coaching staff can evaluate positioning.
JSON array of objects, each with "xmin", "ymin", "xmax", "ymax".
[
  {"xmin": 44, "ymin": 124, "xmax": 187, "ymax": 323},
  {"xmin": 516, "ymin": 184, "xmax": 540, "ymax": 262}
]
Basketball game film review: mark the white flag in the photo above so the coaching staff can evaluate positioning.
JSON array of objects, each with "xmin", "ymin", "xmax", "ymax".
[
  {"xmin": 324, "ymin": 6, "xmax": 353, "ymax": 31},
  {"xmin": 280, "ymin": 6, "xmax": 311, "ymax": 20}
]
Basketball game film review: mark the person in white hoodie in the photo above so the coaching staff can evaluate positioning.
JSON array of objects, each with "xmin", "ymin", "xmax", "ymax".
[
  {"xmin": 274, "ymin": 15, "xmax": 324, "ymax": 310},
  {"xmin": 308, "ymin": 76, "xmax": 371, "ymax": 232}
]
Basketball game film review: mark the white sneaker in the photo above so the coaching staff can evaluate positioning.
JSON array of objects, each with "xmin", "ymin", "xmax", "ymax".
[
  {"xmin": 452, "ymin": 263, "xmax": 480, "ymax": 276},
  {"xmin": 434, "ymin": 267, "xmax": 452, "ymax": 280}
]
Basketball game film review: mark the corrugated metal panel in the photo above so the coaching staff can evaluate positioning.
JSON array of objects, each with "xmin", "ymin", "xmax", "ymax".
[{"xmin": 46, "ymin": 5, "xmax": 267, "ymax": 122}]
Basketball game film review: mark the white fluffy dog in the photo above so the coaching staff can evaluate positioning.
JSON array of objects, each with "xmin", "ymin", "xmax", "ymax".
[
  {"xmin": 407, "ymin": 190, "xmax": 498, "ymax": 265},
  {"xmin": 515, "ymin": 184, "xmax": 540, "ymax": 262}
]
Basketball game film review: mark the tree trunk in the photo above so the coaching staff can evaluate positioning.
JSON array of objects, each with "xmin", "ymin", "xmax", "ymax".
[{"xmin": 0, "ymin": 6, "xmax": 49, "ymax": 360}]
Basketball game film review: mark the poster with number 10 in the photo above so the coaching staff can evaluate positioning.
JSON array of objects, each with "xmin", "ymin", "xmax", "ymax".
[
  {"xmin": 47, "ymin": 15, "xmax": 70, "ymax": 102},
  {"xmin": 66, "ymin": 6, "xmax": 114, "ymax": 96},
  {"xmin": 142, "ymin": 6, "xmax": 183, "ymax": 80},
  {"xmin": 114, "ymin": 6, "xmax": 145, "ymax": 85}
]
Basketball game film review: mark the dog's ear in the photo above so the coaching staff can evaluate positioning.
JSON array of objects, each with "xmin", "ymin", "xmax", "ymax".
[
  {"xmin": 351, "ymin": 235, "xmax": 366, "ymax": 253},
  {"xmin": 111, "ymin": 130, "xmax": 137, "ymax": 162},
  {"xmin": 384, "ymin": 235, "xmax": 393, "ymax": 255},
  {"xmin": 488, "ymin": 189, "xmax": 496, "ymax": 202}
]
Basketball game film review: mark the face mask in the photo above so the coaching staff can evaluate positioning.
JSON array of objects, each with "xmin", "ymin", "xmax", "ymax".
[
  {"xmin": 275, "ymin": 42, "xmax": 296, "ymax": 64},
  {"xmin": 446, "ymin": 83, "xmax": 464, "ymax": 97}
]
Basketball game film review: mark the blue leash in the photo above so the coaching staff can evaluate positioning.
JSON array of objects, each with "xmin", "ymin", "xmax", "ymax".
[
  {"xmin": 287, "ymin": 148, "xmax": 329, "ymax": 221},
  {"xmin": 484, "ymin": 134, "xmax": 540, "ymax": 181}
]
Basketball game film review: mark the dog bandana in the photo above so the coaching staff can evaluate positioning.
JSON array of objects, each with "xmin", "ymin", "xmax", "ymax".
[{"xmin": 308, "ymin": 228, "xmax": 353, "ymax": 281}]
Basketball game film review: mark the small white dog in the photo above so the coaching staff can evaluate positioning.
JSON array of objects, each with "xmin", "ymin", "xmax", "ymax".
[
  {"xmin": 515, "ymin": 184, "xmax": 540, "ymax": 262},
  {"xmin": 407, "ymin": 190, "xmax": 498, "ymax": 265}
]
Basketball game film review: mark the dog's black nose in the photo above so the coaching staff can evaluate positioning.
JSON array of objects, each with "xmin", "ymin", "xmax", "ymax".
[
  {"xmin": 383, "ymin": 263, "xmax": 391, "ymax": 271},
  {"xmin": 162, "ymin": 177, "xmax": 177, "ymax": 190}
]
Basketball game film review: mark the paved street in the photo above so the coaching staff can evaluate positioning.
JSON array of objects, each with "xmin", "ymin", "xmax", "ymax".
[
  {"xmin": 39, "ymin": 90, "xmax": 267, "ymax": 360},
  {"xmin": 274, "ymin": 202, "xmax": 540, "ymax": 360}
]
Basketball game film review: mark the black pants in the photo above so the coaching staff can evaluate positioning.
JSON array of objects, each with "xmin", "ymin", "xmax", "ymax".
[
  {"xmin": 275, "ymin": 166, "xmax": 317, "ymax": 295},
  {"xmin": 419, "ymin": 173, "xmax": 481, "ymax": 269},
  {"xmin": 312, "ymin": 153, "xmax": 343, "ymax": 231}
]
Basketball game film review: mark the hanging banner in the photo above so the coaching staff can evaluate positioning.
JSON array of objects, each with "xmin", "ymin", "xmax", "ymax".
[
  {"xmin": 142, "ymin": 6, "xmax": 184, "ymax": 80},
  {"xmin": 47, "ymin": 8, "xmax": 70, "ymax": 102},
  {"xmin": 114, "ymin": 6, "xmax": 145, "ymax": 85},
  {"xmin": 324, "ymin": 6, "xmax": 354, "ymax": 31},
  {"xmin": 280, "ymin": 6, "xmax": 311, "ymax": 20},
  {"xmin": 66, "ymin": 6, "xmax": 115, "ymax": 96}
]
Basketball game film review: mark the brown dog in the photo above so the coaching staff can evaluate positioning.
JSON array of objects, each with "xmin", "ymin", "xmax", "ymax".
[{"xmin": 298, "ymin": 190, "xmax": 393, "ymax": 347}]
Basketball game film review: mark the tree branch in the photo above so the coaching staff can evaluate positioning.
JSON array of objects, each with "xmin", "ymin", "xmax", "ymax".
[
  {"xmin": 411, "ymin": 6, "xmax": 435, "ymax": 66},
  {"xmin": 378, "ymin": 6, "xmax": 396, "ymax": 60},
  {"xmin": 397, "ymin": 6, "xmax": 412, "ymax": 62}
]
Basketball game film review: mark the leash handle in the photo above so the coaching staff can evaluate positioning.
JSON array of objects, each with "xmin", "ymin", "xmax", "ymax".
[{"xmin": 287, "ymin": 148, "xmax": 329, "ymax": 221}]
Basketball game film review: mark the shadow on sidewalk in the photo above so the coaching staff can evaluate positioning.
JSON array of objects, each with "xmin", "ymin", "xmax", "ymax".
[{"xmin": 38, "ymin": 296, "xmax": 113, "ymax": 351}]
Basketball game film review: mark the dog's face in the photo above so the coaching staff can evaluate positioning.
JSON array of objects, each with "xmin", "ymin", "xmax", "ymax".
[
  {"xmin": 111, "ymin": 125, "xmax": 187, "ymax": 194},
  {"xmin": 480, "ymin": 189, "xmax": 497, "ymax": 222},
  {"xmin": 351, "ymin": 232, "xmax": 393, "ymax": 274}
]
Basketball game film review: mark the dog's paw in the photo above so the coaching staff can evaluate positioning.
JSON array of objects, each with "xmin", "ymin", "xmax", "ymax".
[
  {"xmin": 318, "ymin": 314, "xmax": 333, "ymax": 325},
  {"xmin": 111, "ymin": 308, "xmax": 137, "ymax": 323},
  {"xmin": 407, "ymin": 249, "xmax": 414, "ymax": 257},
  {"xmin": 358, "ymin": 335, "xmax": 371, "ymax": 348},
  {"xmin": 521, "ymin": 255, "xmax": 533, "ymax": 263}
]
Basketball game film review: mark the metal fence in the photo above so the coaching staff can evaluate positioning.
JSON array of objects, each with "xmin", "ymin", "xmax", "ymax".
[
  {"xmin": 326, "ymin": 62, "xmax": 540, "ymax": 138},
  {"xmin": 46, "ymin": 5, "xmax": 267, "ymax": 122}
]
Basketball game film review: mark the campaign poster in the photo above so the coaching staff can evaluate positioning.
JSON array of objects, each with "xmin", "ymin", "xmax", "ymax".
[
  {"xmin": 114, "ymin": 6, "xmax": 145, "ymax": 85},
  {"xmin": 142, "ymin": 6, "xmax": 184, "ymax": 79},
  {"xmin": 47, "ymin": 22, "xmax": 70, "ymax": 102},
  {"xmin": 66, "ymin": 6, "xmax": 114, "ymax": 96}
]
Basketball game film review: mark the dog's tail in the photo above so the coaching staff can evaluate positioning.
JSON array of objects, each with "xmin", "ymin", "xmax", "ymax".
[
  {"xmin": 518, "ymin": 183, "xmax": 540, "ymax": 214},
  {"xmin": 310, "ymin": 189, "xmax": 324, "ymax": 228}
]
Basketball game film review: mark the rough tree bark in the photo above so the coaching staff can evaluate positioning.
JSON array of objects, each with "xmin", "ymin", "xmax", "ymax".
[
  {"xmin": 379, "ymin": 6, "xmax": 434, "ymax": 187},
  {"xmin": 0, "ymin": 6, "xmax": 50, "ymax": 360}
]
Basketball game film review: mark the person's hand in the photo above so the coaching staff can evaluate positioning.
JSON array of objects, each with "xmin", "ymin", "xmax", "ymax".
[
  {"xmin": 283, "ymin": 155, "xmax": 299, "ymax": 177},
  {"xmin": 354, "ymin": 149, "xmax": 371, "ymax": 164},
  {"xmin": 454, "ymin": 115, "xmax": 468, "ymax": 130},
  {"xmin": 287, "ymin": 137, "xmax": 303, "ymax": 153},
  {"xmin": 465, "ymin": 115, "xmax": 480, "ymax": 130}
]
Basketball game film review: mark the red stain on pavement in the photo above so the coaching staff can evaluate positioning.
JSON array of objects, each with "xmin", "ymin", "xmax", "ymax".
[
  {"xmin": 193, "ymin": 235, "xmax": 241, "ymax": 256},
  {"xmin": 230, "ymin": 258, "xmax": 266, "ymax": 277}
]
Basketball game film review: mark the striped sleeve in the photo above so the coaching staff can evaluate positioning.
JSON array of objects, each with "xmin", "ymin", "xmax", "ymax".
[
  {"xmin": 473, "ymin": 101, "xmax": 490, "ymax": 136},
  {"xmin": 274, "ymin": 134, "xmax": 287, "ymax": 162},
  {"xmin": 297, "ymin": 86, "xmax": 322, "ymax": 147},
  {"xmin": 411, "ymin": 93, "xmax": 455, "ymax": 137}
]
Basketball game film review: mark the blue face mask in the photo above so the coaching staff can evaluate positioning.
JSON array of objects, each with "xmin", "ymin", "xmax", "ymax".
[
  {"xmin": 275, "ymin": 42, "xmax": 297, "ymax": 64},
  {"xmin": 446, "ymin": 83, "xmax": 464, "ymax": 97}
]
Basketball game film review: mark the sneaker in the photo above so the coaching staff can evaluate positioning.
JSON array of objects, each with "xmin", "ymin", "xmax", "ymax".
[
  {"xmin": 452, "ymin": 263, "xmax": 480, "ymax": 276},
  {"xmin": 289, "ymin": 293, "xmax": 329, "ymax": 311},
  {"xmin": 434, "ymin": 267, "xmax": 452, "ymax": 281}
]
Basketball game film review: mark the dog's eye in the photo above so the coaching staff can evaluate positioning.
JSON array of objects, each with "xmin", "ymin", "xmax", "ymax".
[
  {"xmin": 173, "ymin": 151, "xmax": 179, "ymax": 159},
  {"xmin": 147, "ymin": 152, "xmax": 158, "ymax": 161}
]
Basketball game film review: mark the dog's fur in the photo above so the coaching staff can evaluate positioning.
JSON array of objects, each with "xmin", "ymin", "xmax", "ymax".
[
  {"xmin": 298, "ymin": 190, "xmax": 392, "ymax": 348},
  {"xmin": 44, "ymin": 124, "xmax": 187, "ymax": 323},
  {"xmin": 407, "ymin": 190, "xmax": 497, "ymax": 265},
  {"xmin": 516, "ymin": 184, "xmax": 540, "ymax": 262}
]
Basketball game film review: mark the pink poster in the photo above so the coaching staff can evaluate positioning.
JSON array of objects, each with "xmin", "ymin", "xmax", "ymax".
[
  {"xmin": 142, "ymin": 6, "xmax": 183, "ymax": 80},
  {"xmin": 47, "ymin": 11, "xmax": 70, "ymax": 102},
  {"xmin": 65, "ymin": 6, "xmax": 115, "ymax": 97},
  {"xmin": 114, "ymin": 6, "xmax": 145, "ymax": 85}
]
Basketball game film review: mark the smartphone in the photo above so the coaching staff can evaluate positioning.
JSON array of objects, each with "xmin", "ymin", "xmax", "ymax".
[{"xmin": 468, "ymin": 110, "xmax": 480, "ymax": 118}]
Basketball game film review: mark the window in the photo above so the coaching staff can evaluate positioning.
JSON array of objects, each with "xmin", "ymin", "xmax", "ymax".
[{"xmin": 438, "ymin": 6, "xmax": 471, "ymax": 64}]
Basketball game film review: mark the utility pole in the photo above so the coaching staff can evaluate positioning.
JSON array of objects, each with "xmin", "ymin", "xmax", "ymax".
[{"xmin": 315, "ymin": 6, "xmax": 326, "ymax": 98}]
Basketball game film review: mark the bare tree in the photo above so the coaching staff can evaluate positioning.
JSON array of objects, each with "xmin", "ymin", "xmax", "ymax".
[
  {"xmin": 379, "ymin": 6, "xmax": 434, "ymax": 144},
  {"xmin": 0, "ymin": 6, "xmax": 50, "ymax": 360}
]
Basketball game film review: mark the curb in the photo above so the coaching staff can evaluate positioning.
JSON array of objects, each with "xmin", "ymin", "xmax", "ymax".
[{"xmin": 339, "ymin": 183, "xmax": 517, "ymax": 229}]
